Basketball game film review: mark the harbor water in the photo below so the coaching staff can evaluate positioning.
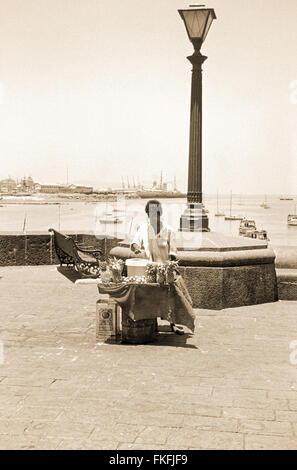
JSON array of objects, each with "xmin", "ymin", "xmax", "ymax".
[{"xmin": 1, "ymin": 194, "xmax": 297, "ymax": 247}]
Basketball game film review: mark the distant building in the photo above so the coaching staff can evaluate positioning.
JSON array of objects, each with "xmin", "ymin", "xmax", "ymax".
[
  {"xmin": 39, "ymin": 184, "xmax": 93, "ymax": 194},
  {"xmin": 0, "ymin": 177, "xmax": 17, "ymax": 193},
  {"xmin": 0, "ymin": 176, "xmax": 93, "ymax": 194},
  {"xmin": 19, "ymin": 176, "xmax": 36, "ymax": 193},
  {"xmin": 69, "ymin": 185, "xmax": 93, "ymax": 194},
  {"xmin": 0, "ymin": 176, "xmax": 38, "ymax": 193},
  {"xmin": 39, "ymin": 185, "xmax": 69, "ymax": 193}
]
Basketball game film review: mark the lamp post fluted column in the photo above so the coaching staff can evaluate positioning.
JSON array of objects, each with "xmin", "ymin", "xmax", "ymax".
[
  {"xmin": 178, "ymin": 6, "xmax": 216, "ymax": 233},
  {"xmin": 180, "ymin": 48, "xmax": 210, "ymax": 232}
]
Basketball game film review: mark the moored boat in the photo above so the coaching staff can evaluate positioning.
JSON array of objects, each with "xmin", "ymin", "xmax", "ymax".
[
  {"xmin": 99, "ymin": 211, "xmax": 124, "ymax": 224},
  {"xmin": 215, "ymin": 210, "xmax": 225, "ymax": 217},
  {"xmin": 215, "ymin": 191, "xmax": 225, "ymax": 217},
  {"xmin": 288, "ymin": 205, "xmax": 297, "ymax": 226},
  {"xmin": 288, "ymin": 215, "xmax": 297, "ymax": 226},
  {"xmin": 260, "ymin": 195, "xmax": 270, "ymax": 209},
  {"xmin": 225, "ymin": 215, "xmax": 243, "ymax": 221},
  {"xmin": 225, "ymin": 191, "xmax": 242, "ymax": 221},
  {"xmin": 99, "ymin": 217, "xmax": 123, "ymax": 224},
  {"xmin": 239, "ymin": 218, "xmax": 269, "ymax": 240}
]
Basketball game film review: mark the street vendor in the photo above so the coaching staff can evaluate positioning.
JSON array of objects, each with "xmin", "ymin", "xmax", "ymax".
[
  {"xmin": 131, "ymin": 200, "xmax": 184, "ymax": 335},
  {"xmin": 131, "ymin": 199, "xmax": 177, "ymax": 262}
]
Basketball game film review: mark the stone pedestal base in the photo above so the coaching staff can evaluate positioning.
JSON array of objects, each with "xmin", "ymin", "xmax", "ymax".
[
  {"xmin": 175, "ymin": 232, "xmax": 278, "ymax": 309},
  {"xmin": 179, "ymin": 203, "xmax": 210, "ymax": 232},
  {"xmin": 178, "ymin": 264, "xmax": 277, "ymax": 310},
  {"xmin": 109, "ymin": 232, "xmax": 278, "ymax": 310}
]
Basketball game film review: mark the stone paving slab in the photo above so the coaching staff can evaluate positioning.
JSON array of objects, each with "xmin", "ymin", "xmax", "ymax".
[{"xmin": 0, "ymin": 265, "xmax": 297, "ymax": 450}]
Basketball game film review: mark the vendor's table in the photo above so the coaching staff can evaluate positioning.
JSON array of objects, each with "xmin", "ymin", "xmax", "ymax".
[
  {"xmin": 98, "ymin": 277, "xmax": 195, "ymax": 344},
  {"xmin": 98, "ymin": 283, "xmax": 170, "ymax": 344}
]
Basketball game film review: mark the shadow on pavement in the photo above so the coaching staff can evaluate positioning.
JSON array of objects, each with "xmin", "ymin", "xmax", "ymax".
[
  {"xmin": 56, "ymin": 265, "xmax": 82, "ymax": 283},
  {"xmin": 104, "ymin": 324, "xmax": 197, "ymax": 349}
]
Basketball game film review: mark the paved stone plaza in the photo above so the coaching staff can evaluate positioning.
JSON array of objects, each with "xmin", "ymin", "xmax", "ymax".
[{"xmin": 0, "ymin": 266, "xmax": 297, "ymax": 450}]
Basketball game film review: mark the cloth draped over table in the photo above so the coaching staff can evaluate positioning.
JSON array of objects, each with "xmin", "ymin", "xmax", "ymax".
[{"xmin": 98, "ymin": 274, "xmax": 195, "ymax": 333}]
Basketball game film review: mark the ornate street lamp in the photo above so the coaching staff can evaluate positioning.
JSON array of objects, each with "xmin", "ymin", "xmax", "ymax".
[{"xmin": 179, "ymin": 5, "xmax": 216, "ymax": 232}]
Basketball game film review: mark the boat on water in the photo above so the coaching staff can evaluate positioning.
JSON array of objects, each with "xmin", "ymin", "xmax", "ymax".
[
  {"xmin": 225, "ymin": 191, "xmax": 242, "ymax": 221},
  {"xmin": 280, "ymin": 196, "xmax": 294, "ymax": 201},
  {"xmin": 99, "ymin": 210, "xmax": 124, "ymax": 224},
  {"xmin": 239, "ymin": 218, "xmax": 257, "ymax": 235},
  {"xmin": 260, "ymin": 195, "xmax": 270, "ymax": 209},
  {"xmin": 215, "ymin": 210, "xmax": 225, "ymax": 217},
  {"xmin": 225, "ymin": 215, "xmax": 243, "ymax": 221},
  {"xmin": 112, "ymin": 208, "xmax": 125, "ymax": 213},
  {"xmin": 288, "ymin": 205, "xmax": 297, "ymax": 226},
  {"xmin": 239, "ymin": 218, "xmax": 269, "ymax": 241},
  {"xmin": 215, "ymin": 191, "xmax": 225, "ymax": 217},
  {"xmin": 288, "ymin": 215, "xmax": 297, "ymax": 226},
  {"xmin": 99, "ymin": 216, "xmax": 123, "ymax": 225},
  {"xmin": 136, "ymin": 173, "xmax": 186, "ymax": 199}
]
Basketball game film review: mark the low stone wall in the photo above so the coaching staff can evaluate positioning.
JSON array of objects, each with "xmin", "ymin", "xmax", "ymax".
[
  {"xmin": 0, "ymin": 232, "xmax": 296, "ymax": 306},
  {"xmin": 273, "ymin": 246, "xmax": 297, "ymax": 301},
  {"xmin": 0, "ymin": 231, "xmax": 122, "ymax": 266}
]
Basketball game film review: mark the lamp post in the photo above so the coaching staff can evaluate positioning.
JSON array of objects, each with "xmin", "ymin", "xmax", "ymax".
[{"xmin": 179, "ymin": 6, "xmax": 216, "ymax": 232}]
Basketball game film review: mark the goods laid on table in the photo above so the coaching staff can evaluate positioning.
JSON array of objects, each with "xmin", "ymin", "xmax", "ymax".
[
  {"xmin": 97, "ymin": 258, "xmax": 180, "ymax": 286},
  {"xmin": 97, "ymin": 258, "xmax": 195, "ymax": 343},
  {"xmin": 97, "ymin": 257, "xmax": 125, "ymax": 284}
]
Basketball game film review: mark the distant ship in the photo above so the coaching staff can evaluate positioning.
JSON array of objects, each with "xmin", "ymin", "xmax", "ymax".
[
  {"xmin": 137, "ymin": 189, "xmax": 186, "ymax": 199},
  {"xmin": 136, "ymin": 173, "xmax": 186, "ymax": 199},
  {"xmin": 280, "ymin": 196, "xmax": 294, "ymax": 201}
]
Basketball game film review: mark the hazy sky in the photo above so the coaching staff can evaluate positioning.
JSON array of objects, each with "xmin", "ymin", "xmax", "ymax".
[{"xmin": 0, "ymin": 0, "xmax": 296, "ymax": 193}]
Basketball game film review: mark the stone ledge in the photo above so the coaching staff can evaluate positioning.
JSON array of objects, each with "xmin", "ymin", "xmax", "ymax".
[
  {"xmin": 274, "ymin": 246, "xmax": 297, "ymax": 269},
  {"xmin": 177, "ymin": 248, "xmax": 275, "ymax": 267},
  {"xmin": 276, "ymin": 268, "xmax": 297, "ymax": 301},
  {"xmin": 109, "ymin": 246, "xmax": 276, "ymax": 268},
  {"xmin": 175, "ymin": 231, "xmax": 268, "ymax": 252}
]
